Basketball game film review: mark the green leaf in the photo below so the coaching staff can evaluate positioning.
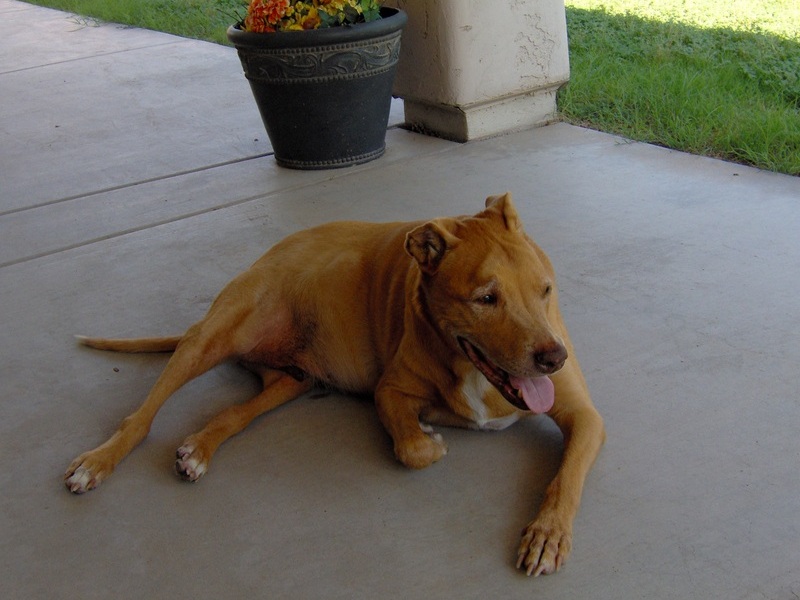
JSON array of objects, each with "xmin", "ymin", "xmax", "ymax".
[
  {"xmin": 342, "ymin": 4, "xmax": 359, "ymax": 23},
  {"xmin": 318, "ymin": 10, "xmax": 338, "ymax": 28},
  {"xmin": 359, "ymin": 0, "xmax": 381, "ymax": 22}
]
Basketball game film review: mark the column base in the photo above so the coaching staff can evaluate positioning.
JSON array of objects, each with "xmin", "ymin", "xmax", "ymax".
[{"xmin": 401, "ymin": 85, "xmax": 562, "ymax": 143}]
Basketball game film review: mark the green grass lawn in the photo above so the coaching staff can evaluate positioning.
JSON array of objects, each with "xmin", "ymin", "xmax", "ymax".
[
  {"xmin": 562, "ymin": 0, "xmax": 800, "ymax": 175},
  {"xmin": 27, "ymin": 0, "xmax": 242, "ymax": 45},
  {"xmin": 25, "ymin": 0, "xmax": 800, "ymax": 175}
]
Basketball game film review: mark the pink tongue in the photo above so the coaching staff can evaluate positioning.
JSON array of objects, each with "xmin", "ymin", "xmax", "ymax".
[{"xmin": 509, "ymin": 376, "xmax": 554, "ymax": 413}]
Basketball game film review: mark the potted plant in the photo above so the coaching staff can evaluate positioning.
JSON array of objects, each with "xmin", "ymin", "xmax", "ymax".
[{"xmin": 227, "ymin": 1, "xmax": 408, "ymax": 169}]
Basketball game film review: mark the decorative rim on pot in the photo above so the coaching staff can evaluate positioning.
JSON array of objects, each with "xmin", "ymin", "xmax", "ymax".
[
  {"xmin": 227, "ymin": 7, "xmax": 406, "ymax": 48},
  {"xmin": 227, "ymin": 8, "xmax": 406, "ymax": 85}
]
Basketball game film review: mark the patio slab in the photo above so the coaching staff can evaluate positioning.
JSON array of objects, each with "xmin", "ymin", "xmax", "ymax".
[{"xmin": 1, "ymin": 2, "xmax": 799, "ymax": 599}]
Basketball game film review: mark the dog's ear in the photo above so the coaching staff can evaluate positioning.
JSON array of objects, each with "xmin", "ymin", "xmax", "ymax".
[
  {"xmin": 405, "ymin": 221, "xmax": 459, "ymax": 275},
  {"xmin": 484, "ymin": 192, "xmax": 521, "ymax": 231}
]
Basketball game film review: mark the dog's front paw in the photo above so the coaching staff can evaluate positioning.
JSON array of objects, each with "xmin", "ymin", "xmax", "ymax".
[
  {"xmin": 175, "ymin": 438, "xmax": 210, "ymax": 482},
  {"xmin": 394, "ymin": 428, "xmax": 447, "ymax": 470},
  {"xmin": 516, "ymin": 518, "xmax": 572, "ymax": 577},
  {"xmin": 64, "ymin": 450, "xmax": 114, "ymax": 494}
]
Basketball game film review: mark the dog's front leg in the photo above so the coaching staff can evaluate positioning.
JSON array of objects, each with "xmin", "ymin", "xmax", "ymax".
[
  {"xmin": 374, "ymin": 384, "xmax": 447, "ymax": 470},
  {"xmin": 516, "ymin": 367, "xmax": 605, "ymax": 577}
]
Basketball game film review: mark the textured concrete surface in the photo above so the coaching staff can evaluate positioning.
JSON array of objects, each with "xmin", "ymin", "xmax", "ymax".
[{"xmin": 2, "ymin": 1, "xmax": 799, "ymax": 598}]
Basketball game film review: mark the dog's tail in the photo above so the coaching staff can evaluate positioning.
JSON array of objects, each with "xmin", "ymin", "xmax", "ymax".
[{"xmin": 75, "ymin": 335, "xmax": 183, "ymax": 353}]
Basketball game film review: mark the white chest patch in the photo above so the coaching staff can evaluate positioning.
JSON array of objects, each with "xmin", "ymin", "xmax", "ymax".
[{"xmin": 459, "ymin": 370, "xmax": 521, "ymax": 431}]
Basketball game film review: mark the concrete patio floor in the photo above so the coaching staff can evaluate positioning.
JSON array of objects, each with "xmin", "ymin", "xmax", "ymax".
[{"xmin": 2, "ymin": 1, "xmax": 798, "ymax": 598}]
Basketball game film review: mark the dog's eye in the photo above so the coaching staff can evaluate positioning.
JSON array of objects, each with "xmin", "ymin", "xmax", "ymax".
[
  {"xmin": 478, "ymin": 293, "xmax": 497, "ymax": 305},
  {"xmin": 544, "ymin": 284, "xmax": 553, "ymax": 297}
]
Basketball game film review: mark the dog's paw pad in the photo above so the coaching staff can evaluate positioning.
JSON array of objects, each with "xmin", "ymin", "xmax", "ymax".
[
  {"xmin": 395, "ymin": 429, "xmax": 448, "ymax": 470},
  {"xmin": 64, "ymin": 452, "xmax": 111, "ymax": 494},
  {"xmin": 65, "ymin": 465, "xmax": 95, "ymax": 494},
  {"xmin": 175, "ymin": 444, "xmax": 208, "ymax": 482},
  {"xmin": 516, "ymin": 520, "xmax": 572, "ymax": 577}
]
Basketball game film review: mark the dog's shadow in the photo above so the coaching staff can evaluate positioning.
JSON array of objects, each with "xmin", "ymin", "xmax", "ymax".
[{"xmin": 229, "ymin": 388, "xmax": 566, "ymax": 566}]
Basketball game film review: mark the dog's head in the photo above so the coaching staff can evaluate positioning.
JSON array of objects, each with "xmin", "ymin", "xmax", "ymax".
[{"xmin": 405, "ymin": 192, "xmax": 567, "ymax": 413}]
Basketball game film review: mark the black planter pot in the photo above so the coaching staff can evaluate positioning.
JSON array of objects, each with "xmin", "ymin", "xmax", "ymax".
[{"xmin": 228, "ymin": 8, "xmax": 407, "ymax": 170}]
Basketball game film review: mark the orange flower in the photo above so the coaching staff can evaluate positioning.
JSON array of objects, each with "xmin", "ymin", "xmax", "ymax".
[
  {"xmin": 245, "ymin": 0, "xmax": 291, "ymax": 33},
  {"xmin": 243, "ymin": 0, "xmax": 382, "ymax": 33},
  {"xmin": 264, "ymin": 0, "xmax": 291, "ymax": 24}
]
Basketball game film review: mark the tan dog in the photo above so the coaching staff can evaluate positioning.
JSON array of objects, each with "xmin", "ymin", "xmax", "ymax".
[{"xmin": 65, "ymin": 193, "xmax": 604, "ymax": 577}]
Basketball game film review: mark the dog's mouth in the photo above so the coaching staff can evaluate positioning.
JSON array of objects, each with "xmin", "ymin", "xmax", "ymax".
[{"xmin": 458, "ymin": 337, "xmax": 555, "ymax": 414}]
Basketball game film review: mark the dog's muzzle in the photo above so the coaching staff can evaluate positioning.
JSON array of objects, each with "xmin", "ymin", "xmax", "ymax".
[{"xmin": 458, "ymin": 338, "xmax": 556, "ymax": 414}]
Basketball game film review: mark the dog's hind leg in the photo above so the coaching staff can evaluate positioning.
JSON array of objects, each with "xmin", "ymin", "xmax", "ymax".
[
  {"xmin": 64, "ymin": 319, "xmax": 240, "ymax": 494},
  {"xmin": 175, "ymin": 369, "xmax": 313, "ymax": 482}
]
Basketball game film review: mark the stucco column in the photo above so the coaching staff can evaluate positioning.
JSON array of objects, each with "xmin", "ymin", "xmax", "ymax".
[{"xmin": 385, "ymin": 0, "xmax": 570, "ymax": 142}]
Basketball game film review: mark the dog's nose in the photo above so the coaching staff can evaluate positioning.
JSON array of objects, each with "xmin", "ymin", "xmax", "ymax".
[{"xmin": 533, "ymin": 344, "xmax": 568, "ymax": 374}]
